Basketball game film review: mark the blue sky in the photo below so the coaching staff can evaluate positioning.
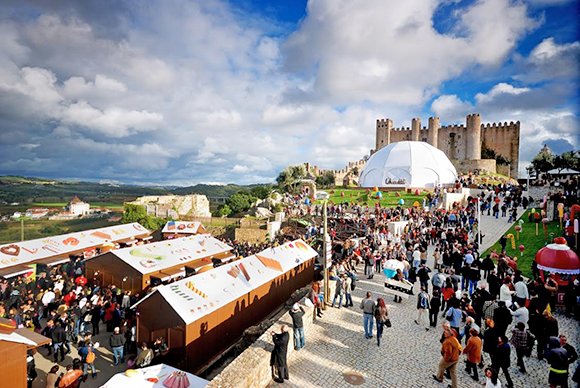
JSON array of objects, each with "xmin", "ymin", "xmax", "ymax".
[{"xmin": 0, "ymin": 0, "xmax": 577, "ymax": 185}]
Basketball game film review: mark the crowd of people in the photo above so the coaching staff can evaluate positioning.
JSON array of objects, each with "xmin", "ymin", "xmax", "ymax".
[{"xmin": 279, "ymin": 182, "xmax": 579, "ymax": 388}]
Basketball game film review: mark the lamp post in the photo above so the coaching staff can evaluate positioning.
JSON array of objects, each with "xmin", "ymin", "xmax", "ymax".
[
  {"xmin": 477, "ymin": 197, "xmax": 481, "ymax": 248},
  {"xmin": 322, "ymin": 199, "xmax": 329, "ymax": 306}
]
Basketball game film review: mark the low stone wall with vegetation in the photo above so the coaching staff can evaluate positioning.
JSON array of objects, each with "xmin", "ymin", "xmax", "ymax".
[{"xmin": 207, "ymin": 301, "xmax": 315, "ymax": 388}]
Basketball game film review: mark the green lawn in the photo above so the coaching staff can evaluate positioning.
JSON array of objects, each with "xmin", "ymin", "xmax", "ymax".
[
  {"xmin": 313, "ymin": 188, "xmax": 426, "ymax": 208},
  {"xmin": 0, "ymin": 218, "xmax": 121, "ymax": 244},
  {"xmin": 482, "ymin": 210, "xmax": 564, "ymax": 278}
]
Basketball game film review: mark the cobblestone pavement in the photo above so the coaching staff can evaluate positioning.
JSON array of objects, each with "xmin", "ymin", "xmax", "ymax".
[{"xmin": 270, "ymin": 212, "xmax": 579, "ymax": 388}]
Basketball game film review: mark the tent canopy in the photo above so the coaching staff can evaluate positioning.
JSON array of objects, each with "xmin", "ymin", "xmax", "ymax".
[
  {"xmin": 0, "ymin": 223, "xmax": 150, "ymax": 270},
  {"xmin": 359, "ymin": 141, "xmax": 457, "ymax": 188},
  {"xmin": 110, "ymin": 234, "xmax": 232, "ymax": 275},
  {"xmin": 134, "ymin": 239, "xmax": 318, "ymax": 325},
  {"xmin": 102, "ymin": 363, "xmax": 208, "ymax": 388},
  {"xmin": 535, "ymin": 243, "xmax": 580, "ymax": 275},
  {"xmin": 162, "ymin": 221, "xmax": 206, "ymax": 235}
]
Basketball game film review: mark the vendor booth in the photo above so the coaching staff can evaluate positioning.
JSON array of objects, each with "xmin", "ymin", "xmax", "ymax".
[
  {"xmin": 0, "ymin": 223, "xmax": 150, "ymax": 278},
  {"xmin": 133, "ymin": 239, "xmax": 318, "ymax": 373},
  {"xmin": 162, "ymin": 221, "xmax": 207, "ymax": 239},
  {"xmin": 102, "ymin": 363, "xmax": 208, "ymax": 388},
  {"xmin": 535, "ymin": 239, "xmax": 580, "ymax": 287},
  {"xmin": 0, "ymin": 324, "xmax": 51, "ymax": 388},
  {"xmin": 86, "ymin": 235, "xmax": 233, "ymax": 293}
]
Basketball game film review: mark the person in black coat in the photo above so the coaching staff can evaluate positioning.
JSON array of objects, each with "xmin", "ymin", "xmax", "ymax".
[
  {"xmin": 429, "ymin": 290, "xmax": 442, "ymax": 327},
  {"xmin": 270, "ymin": 325, "xmax": 290, "ymax": 383},
  {"xmin": 483, "ymin": 319, "xmax": 498, "ymax": 367},
  {"xmin": 493, "ymin": 335, "xmax": 514, "ymax": 388},
  {"xmin": 493, "ymin": 301, "xmax": 512, "ymax": 336}
]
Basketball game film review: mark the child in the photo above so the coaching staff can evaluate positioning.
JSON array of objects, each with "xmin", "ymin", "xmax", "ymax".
[{"xmin": 482, "ymin": 367, "xmax": 501, "ymax": 388}]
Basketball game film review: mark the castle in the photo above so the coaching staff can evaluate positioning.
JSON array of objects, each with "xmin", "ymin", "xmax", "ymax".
[{"xmin": 375, "ymin": 114, "xmax": 520, "ymax": 178}]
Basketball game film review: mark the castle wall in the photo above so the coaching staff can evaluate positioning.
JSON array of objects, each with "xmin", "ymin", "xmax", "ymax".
[
  {"xmin": 482, "ymin": 121, "xmax": 520, "ymax": 178},
  {"xmin": 375, "ymin": 114, "xmax": 520, "ymax": 178},
  {"xmin": 452, "ymin": 159, "xmax": 496, "ymax": 175}
]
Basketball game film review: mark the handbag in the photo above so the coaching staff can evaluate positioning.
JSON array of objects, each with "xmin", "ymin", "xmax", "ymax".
[{"xmin": 385, "ymin": 318, "xmax": 392, "ymax": 328}]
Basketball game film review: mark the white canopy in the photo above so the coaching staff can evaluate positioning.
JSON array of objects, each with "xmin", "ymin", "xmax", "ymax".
[
  {"xmin": 110, "ymin": 234, "xmax": 232, "ymax": 275},
  {"xmin": 360, "ymin": 141, "xmax": 458, "ymax": 188},
  {"xmin": 134, "ymin": 239, "xmax": 318, "ymax": 325},
  {"xmin": 0, "ymin": 223, "xmax": 150, "ymax": 270},
  {"xmin": 161, "ymin": 221, "xmax": 206, "ymax": 235},
  {"xmin": 101, "ymin": 363, "xmax": 208, "ymax": 388}
]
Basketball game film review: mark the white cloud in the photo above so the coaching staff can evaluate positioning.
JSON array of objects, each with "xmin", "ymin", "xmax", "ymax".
[
  {"xmin": 475, "ymin": 83, "xmax": 531, "ymax": 104},
  {"xmin": 431, "ymin": 95, "xmax": 473, "ymax": 121}
]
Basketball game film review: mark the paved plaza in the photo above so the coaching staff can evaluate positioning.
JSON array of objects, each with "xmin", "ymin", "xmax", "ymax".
[{"xmin": 270, "ymin": 212, "xmax": 579, "ymax": 388}]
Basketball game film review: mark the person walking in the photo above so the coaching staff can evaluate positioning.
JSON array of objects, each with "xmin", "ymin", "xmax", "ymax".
[
  {"xmin": 510, "ymin": 322, "xmax": 533, "ymax": 373},
  {"xmin": 415, "ymin": 287, "xmax": 430, "ymax": 330},
  {"xmin": 331, "ymin": 275, "xmax": 344, "ymax": 309},
  {"xmin": 493, "ymin": 335, "xmax": 514, "ymax": 388},
  {"xmin": 433, "ymin": 328, "xmax": 462, "ymax": 388},
  {"xmin": 109, "ymin": 327, "xmax": 126, "ymax": 366},
  {"xmin": 51, "ymin": 321, "xmax": 67, "ymax": 363},
  {"xmin": 270, "ymin": 325, "xmax": 290, "ymax": 383},
  {"xmin": 77, "ymin": 340, "xmax": 97, "ymax": 379},
  {"xmin": 546, "ymin": 336, "xmax": 570, "ymax": 388},
  {"xmin": 289, "ymin": 303, "xmax": 305, "ymax": 351},
  {"xmin": 429, "ymin": 289, "xmax": 442, "ymax": 328},
  {"xmin": 374, "ymin": 298, "xmax": 389, "ymax": 347},
  {"xmin": 463, "ymin": 328, "xmax": 482, "ymax": 382},
  {"xmin": 344, "ymin": 274, "xmax": 353, "ymax": 307},
  {"xmin": 360, "ymin": 291, "xmax": 376, "ymax": 339}
]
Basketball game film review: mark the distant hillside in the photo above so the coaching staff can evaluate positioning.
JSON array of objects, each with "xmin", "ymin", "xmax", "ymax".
[{"xmin": 0, "ymin": 176, "xmax": 271, "ymax": 205}]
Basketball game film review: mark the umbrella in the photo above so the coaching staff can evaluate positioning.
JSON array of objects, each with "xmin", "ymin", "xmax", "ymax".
[
  {"xmin": 383, "ymin": 259, "xmax": 404, "ymax": 278},
  {"xmin": 535, "ymin": 242, "xmax": 580, "ymax": 276}
]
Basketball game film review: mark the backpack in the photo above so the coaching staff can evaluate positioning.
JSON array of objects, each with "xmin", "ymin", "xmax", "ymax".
[{"xmin": 86, "ymin": 348, "xmax": 96, "ymax": 364}]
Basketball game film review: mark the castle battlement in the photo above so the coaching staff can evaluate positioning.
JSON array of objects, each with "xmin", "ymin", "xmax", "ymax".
[{"xmin": 375, "ymin": 113, "xmax": 520, "ymax": 177}]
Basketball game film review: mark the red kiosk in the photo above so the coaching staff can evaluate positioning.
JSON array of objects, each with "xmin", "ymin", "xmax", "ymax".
[{"xmin": 535, "ymin": 238, "xmax": 580, "ymax": 287}]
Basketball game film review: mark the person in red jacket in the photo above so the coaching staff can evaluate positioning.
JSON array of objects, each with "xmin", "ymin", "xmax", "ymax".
[{"xmin": 63, "ymin": 291, "xmax": 76, "ymax": 307}]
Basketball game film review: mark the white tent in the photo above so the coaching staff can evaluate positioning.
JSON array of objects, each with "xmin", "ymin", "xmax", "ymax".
[
  {"xmin": 101, "ymin": 363, "xmax": 208, "ymax": 388},
  {"xmin": 359, "ymin": 141, "xmax": 457, "ymax": 188}
]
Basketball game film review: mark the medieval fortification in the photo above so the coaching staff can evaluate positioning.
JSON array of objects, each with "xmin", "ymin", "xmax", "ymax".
[{"xmin": 306, "ymin": 114, "xmax": 520, "ymax": 186}]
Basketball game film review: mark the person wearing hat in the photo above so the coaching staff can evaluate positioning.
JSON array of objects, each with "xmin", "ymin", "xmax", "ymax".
[
  {"xmin": 109, "ymin": 327, "xmax": 126, "ymax": 366},
  {"xmin": 289, "ymin": 303, "xmax": 305, "ymax": 351}
]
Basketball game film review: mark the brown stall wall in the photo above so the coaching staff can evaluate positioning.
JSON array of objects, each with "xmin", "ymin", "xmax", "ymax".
[
  {"xmin": 0, "ymin": 341, "xmax": 27, "ymax": 388},
  {"xmin": 86, "ymin": 253, "xmax": 144, "ymax": 293},
  {"xmin": 137, "ymin": 258, "xmax": 315, "ymax": 373}
]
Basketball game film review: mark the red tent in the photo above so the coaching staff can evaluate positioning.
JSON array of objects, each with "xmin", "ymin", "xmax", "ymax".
[{"xmin": 535, "ymin": 242, "xmax": 580, "ymax": 286}]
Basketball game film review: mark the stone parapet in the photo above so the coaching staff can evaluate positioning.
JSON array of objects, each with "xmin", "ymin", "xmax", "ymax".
[
  {"xmin": 207, "ymin": 301, "xmax": 315, "ymax": 388},
  {"xmin": 452, "ymin": 159, "xmax": 496, "ymax": 175}
]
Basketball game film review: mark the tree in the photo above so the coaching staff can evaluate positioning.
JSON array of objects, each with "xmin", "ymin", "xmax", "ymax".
[
  {"xmin": 315, "ymin": 171, "xmax": 335, "ymax": 188},
  {"xmin": 554, "ymin": 151, "xmax": 580, "ymax": 171},
  {"xmin": 276, "ymin": 165, "xmax": 307, "ymax": 193},
  {"xmin": 226, "ymin": 192, "xmax": 256, "ymax": 214},
  {"xmin": 122, "ymin": 204, "xmax": 165, "ymax": 231},
  {"xmin": 250, "ymin": 185, "xmax": 272, "ymax": 200},
  {"xmin": 215, "ymin": 204, "xmax": 232, "ymax": 217},
  {"xmin": 531, "ymin": 145, "xmax": 555, "ymax": 173}
]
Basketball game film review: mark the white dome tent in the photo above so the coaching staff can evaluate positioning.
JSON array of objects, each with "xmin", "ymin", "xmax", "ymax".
[{"xmin": 359, "ymin": 141, "xmax": 458, "ymax": 188}]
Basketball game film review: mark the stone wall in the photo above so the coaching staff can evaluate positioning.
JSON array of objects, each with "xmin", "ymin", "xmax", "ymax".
[
  {"xmin": 234, "ymin": 227, "xmax": 268, "ymax": 243},
  {"xmin": 452, "ymin": 159, "xmax": 496, "ymax": 175},
  {"xmin": 208, "ymin": 302, "xmax": 314, "ymax": 388}
]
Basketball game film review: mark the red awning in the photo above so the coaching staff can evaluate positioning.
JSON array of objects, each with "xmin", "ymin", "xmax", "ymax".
[{"xmin": 535, "ymin": 243, "xmax": 580, "ymax": 275}]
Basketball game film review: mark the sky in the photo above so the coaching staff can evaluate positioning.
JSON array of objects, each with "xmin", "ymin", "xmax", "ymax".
[{"xmin": 0, "ymin": 0, "xmax": 578, "ymax": 185}]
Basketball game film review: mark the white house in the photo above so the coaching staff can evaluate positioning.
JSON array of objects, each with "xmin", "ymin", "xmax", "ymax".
[{"xmin": 67, "ymin": 196, "xmax": 90, "ymax": 215}]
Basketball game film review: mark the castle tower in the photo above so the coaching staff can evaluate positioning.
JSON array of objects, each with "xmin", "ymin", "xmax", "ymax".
[
  {"xmin": 375, "ymin": 118, "xmax": 393, "ymax": 150},
  {"xmin": 466, "ymin": 113, "xmax": 482, "ymax": 160},
  {"xmin": 411, "ymin": 118, "xmax": 421, "ymax": 142},
  {"xmin": 428, "ymin": 116, "xmax": 439, "ymax": 148}
]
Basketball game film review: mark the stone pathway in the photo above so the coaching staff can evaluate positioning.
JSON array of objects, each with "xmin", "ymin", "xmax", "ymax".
[{"xmin": 270, "ymin": 211, "xmax": 578, "ymax": 388}]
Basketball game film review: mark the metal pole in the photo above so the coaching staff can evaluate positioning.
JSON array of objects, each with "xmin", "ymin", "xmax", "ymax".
[
  {"xmin": 20, "ymin": 217, "xmax": 24, "ymax": 242},
  {"xmin": 477, "ymin": 197, "xmax": 481, "ymax": 248},
  {"xmin": 322, "ymin": 200, "xmax": 329, "ymax": 306}
]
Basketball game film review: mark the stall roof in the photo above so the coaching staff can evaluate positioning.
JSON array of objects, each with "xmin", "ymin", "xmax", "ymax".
[
  {"xmin": 162, "ymin": 221, "xmax": 206, "ymax": 235},
  {"xmin": 14, "ymin": 328, "xmax": 51, "ymax": 348},
  {"xmin": 110, "ymin": 234, "xmax": 232, "ymax": 275},
  {"xmin": 134, "ymin": 239, "xmax": 318, "ymax": 325},
  {"xmin": 0, "ymin": 331, "xmax": 37, "ymax": 347},
  {"xmin": 0, "ymin": 223, "xmax": 150, "ymax": 270},
  {"xmin": 102, "ymin": 363, "xmax": 208, "ymax": 388}
]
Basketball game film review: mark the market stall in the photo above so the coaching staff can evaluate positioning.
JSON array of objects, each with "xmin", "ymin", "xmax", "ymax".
[
  {"xmin": 86, "ymin": 235, "xmax": 233, "ymax": 293},
  {"xmin": 0, "ymin": 223, "xmax": 151, "ymax": 277},
  {"xmin": 133, "ymin": 239, "xmax": 318, "ymax": 372},
  {"xmin": 162, "ymin": 221, "xmax": 207, "ymax": 240},
  {"xmin": 535, "ymin": 239, "xmax": 580, "ymax": 287},
  {"xmin": 102, "ymin": 363, "xmax": 208, "ymax": 388}
]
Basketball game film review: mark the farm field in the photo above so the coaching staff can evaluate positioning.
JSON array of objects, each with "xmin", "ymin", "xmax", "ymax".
[{"xmin": 0, "ymin": 217, "xmax": 122, "ymax": 244}]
